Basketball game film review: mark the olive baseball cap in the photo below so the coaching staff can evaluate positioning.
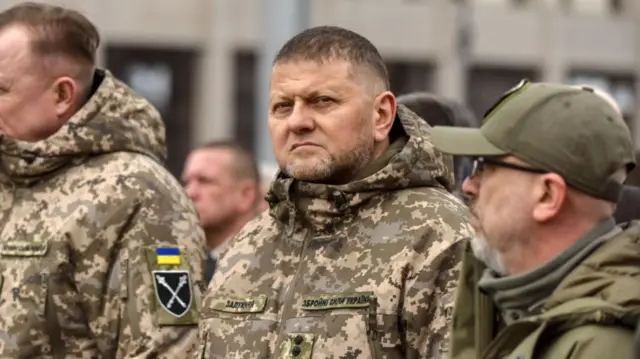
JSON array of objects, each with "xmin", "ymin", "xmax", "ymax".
[{"xmin": 430, "ymin": 80, "xmax": 636, "ymax": 202}]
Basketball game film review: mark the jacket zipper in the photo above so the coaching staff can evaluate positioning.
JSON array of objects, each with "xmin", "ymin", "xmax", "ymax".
[{"xmin": 277, "ymin": 230, "xmax": 309, "ymax": 350}]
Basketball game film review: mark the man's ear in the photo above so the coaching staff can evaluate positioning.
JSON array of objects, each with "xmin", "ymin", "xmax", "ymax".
[
  {"xmin": 237, "ymin": 180, "xmax": 258, "ymax": 213},
  {"xmin": 52, "ymin": 76, "xmax": 77, "ymax": 118},
  {"xmin": 532, "ymin": 173, "xmax": 567, "ymax": 222},
  {"xmin": 372, "ymin": 91, "xmax": 396, "ymax": 143}
]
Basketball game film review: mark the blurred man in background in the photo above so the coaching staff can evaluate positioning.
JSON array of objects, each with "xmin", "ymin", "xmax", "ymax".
[
  {"xmin": 0, "ymin": 2, "xmax": 206, "ymax": 357},
  {"xmin": 182, "ymin": 140, "xmax": 261, "ymax": 282},
  {"xmin": 397, "ymin": 92, "xmax": 479, "ymax": 195}
]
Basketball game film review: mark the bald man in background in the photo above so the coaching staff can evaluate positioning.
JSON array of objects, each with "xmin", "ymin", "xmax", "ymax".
[{"xmin": 182, "ymin": 140, "xmax": 261, "ymax": 283}]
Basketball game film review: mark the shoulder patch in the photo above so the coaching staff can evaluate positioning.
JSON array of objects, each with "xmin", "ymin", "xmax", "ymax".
[
  {"xmin": 301, "ymin": 292, "xmax": 375, "ymax": 311},
  {"xmin": 152, "ymin": 270, "xmax": 193, "ymax": 317},
  {"xmin": 145, "ymin": 247, "xmax": 198, "ymax": 325}
]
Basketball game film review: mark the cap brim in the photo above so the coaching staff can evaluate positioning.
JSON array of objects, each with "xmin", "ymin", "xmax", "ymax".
[{"xmin": 429, "ymin": 126, "xmax": 508, "ymax": 156}]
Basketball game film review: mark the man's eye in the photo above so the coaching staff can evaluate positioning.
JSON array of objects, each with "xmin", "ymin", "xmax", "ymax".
[
  {"xmin": 315, "ymin": 97, "xmax": 333, "ymax": 104},
  {"xmin": 272, "ymin": 103, "xmax": 292, "ymax": 112}
]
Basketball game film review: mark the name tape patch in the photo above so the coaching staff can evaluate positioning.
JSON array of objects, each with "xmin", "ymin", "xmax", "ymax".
[
  {"xmin": 0, "ymin": 240, "xmax": 49, "ymax": 257},
  {"xmin": 211, "ymin": 294, "xmax": 268, "ymax": 313},
  {"xmin": 301, "ymin": 292, "xmax": 375, "ymax": 311}
]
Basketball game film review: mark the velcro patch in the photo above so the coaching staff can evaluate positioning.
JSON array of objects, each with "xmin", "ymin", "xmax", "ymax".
[
  {"xmin": 280, "ymin": 333, "xmax": 316, "ymax": 359},
  {"xmin": 144, "ymin": 247, "xmax": 198, "ymax": 326},
  {"xmin": 152, "ymin": 270, "xmax": 193, "ymax": 318},
  {"xmin": 0, "ymin": 240, "xmax": 49, "ymax": 257},
  {"xmin": 301, "ymin": 292, "xmax": 375, "ymax": 311},
  {"xmin": 156, "ymin": 247, "xmax": 181, "ymax": 265},
  {"xmin": 210, "ymin": 295, "xmax": 267, "ymax": 314}
]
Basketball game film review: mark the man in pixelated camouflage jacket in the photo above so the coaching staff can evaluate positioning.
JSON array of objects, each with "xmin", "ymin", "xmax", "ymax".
[
  {"xmin": 196, "ymin": 26, "xmax": 472, "ymax": 359},
  {"xmin": 0, "ymin": 3, "xmax": 206, "ymax": 358}
]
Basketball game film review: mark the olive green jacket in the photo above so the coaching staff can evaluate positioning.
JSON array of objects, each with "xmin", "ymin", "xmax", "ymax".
[{"xmin": 449, "ymin": 222, "xmax": 640, "ymax": 359}]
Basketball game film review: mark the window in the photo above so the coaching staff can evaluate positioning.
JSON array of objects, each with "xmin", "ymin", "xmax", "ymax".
[
  {"xmin": 233, "ymin": 50, "xmax": 257, "ymax": 154},
  {"xmin": 467, "ymin": 67, "xmax": 539, "ymax": 120},
  {"xmin": 106, "ymin": 45, "xmax": 197, "ymax": 178},
  {"xmin": 563, "ymin": 0, "xmax": 625, "ymax": 14},
  {"xmin": 567, "ymin": 71, "xmax": 637, "ymax": 125},
  {"xmin": 385, "ymin": 60, "xmax": 434, "ymax": 96}
]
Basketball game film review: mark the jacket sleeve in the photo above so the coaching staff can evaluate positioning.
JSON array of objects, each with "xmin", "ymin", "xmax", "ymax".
[
  {"xmin": 403, "ymin": 219, "xmax": 472, "ymax": 359},
  {"xmin": 73, "ymin": 182, "xmax": 207, "ymax": 358}
]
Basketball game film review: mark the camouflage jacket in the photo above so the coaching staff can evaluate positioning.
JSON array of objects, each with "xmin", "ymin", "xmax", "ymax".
[
  {"xmin": 0, "ymin": 70, "xmax": 207, "ymax": 358},
  {"xmin": 196, "ymin": 105, "xmax": 473, "ymax": 359}
]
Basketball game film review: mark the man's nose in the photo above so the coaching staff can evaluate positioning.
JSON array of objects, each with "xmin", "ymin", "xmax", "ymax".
[
  {"xmin": 462, "ymin": 175, "xmax": 479, "ymax": 199},
  {"xmin": 185, "ymin": 183, "xmax": 199, "ymax": 200},
  {"xmin": 287, "ymin": 104, "xmax": 315, "ymax": 133}
]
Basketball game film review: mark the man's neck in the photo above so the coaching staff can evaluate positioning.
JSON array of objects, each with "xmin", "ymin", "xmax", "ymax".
[
  {"xmin": 503, "ymin": 218, "xmax": 608, "ymax": 275},
  {"xmin": 479, "ymin": 217, "xmax": 617, "ymax": 322},
  {"xmin": 373, "ymin": 138, "xmax": 391, "ymax": 160}
]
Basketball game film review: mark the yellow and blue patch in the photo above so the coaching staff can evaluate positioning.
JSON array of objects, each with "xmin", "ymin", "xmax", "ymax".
[{"xmin": 156, "ymin": 247, "xmax": 181, "ymax": 265}]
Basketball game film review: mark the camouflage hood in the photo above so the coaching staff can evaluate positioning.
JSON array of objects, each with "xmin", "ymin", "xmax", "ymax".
[
  {"xmin": 0, "ymin": 69, "xmax": 166, "ymax": 185},
  {"xmin": 267, "ymin": 104, "xmax": 455, "ymax": 226}
]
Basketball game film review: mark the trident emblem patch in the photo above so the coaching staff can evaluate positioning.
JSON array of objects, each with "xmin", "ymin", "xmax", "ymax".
[{"xmin": 152, "ymin": 270, "xmax": 193, "ymax": 317}]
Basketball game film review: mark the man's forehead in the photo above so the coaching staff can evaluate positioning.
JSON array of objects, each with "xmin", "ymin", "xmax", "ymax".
[
  {"xmin": 183, "ymin": 150, "xmax": 234, "ymax": 179},
  {"xmin": 272, "ymin": 58, "xmax": 353, "ymax": 73},
  {"xmin": 189, "ymin": 147, "xmax": 235, "ymax": 164},
  {"xmin": 0, "ymin": 25, "xmax": 33, "ymax": 61},
  {"xmin": 270, "ymin": 59, "xmax": 359, "ymax": 92}
]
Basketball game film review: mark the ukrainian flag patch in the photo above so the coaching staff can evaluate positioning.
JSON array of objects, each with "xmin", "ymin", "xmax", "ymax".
[{"xmin": 156, "ymin": 247, "xmax": 181, "ymax": 265}]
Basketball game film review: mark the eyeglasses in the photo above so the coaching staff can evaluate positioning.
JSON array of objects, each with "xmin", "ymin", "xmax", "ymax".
[{"xmin": 471, "ymin": 157, "xmax": 548, "ymax": 177}]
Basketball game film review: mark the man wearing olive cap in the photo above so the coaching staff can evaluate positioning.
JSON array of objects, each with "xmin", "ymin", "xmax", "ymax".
[{"xmin": 431, "ymin": 80, "xmax": 640, "ymax": 359}]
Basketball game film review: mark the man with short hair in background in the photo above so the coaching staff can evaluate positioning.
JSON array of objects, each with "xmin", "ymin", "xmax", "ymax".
[
  {"xmin": 195, "ymin": 25, "xmax": 472, "ymax": 359},
  {"xmin": 182, "ymin": 140, "xmax": 261, "ymax": 282},
  {"xmin": 0, "ymin": 2, "xmax": 207, "ymax": 358}
]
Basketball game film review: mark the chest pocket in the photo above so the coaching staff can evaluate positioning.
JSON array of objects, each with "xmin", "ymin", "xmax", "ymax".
[
  {"xmin": 280, "ymin": 293, "xmax": 402, "ymax": 359},
  {"xmin": 198, "ymin": 292, "xmax": 279, "ymax": 359},
  {"xmin": 0, "ymin": 256, "xmax": 50, "ymax": 356}
]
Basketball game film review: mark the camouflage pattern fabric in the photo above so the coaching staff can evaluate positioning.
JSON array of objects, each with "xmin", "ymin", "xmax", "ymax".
[
  {"xmin": 196, "ymin": 105, "xmax": 473, "ymax": 359},
  {"xmin": 0, "ymin": 69, "xmax": 207, "ymax": 358}
]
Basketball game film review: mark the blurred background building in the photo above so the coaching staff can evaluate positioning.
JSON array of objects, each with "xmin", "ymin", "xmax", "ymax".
[{"xmin": 1, "ymin": 0, "xmax": 638, "ymax": 183}]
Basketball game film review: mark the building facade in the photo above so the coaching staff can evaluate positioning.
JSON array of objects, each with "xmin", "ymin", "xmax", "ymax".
[{"xmin": 1, "ymin": 0, "xmax": 637, "ymax": 179}]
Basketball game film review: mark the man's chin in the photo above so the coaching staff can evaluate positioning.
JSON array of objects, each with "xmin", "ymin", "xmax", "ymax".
[
  {"xmin": 469, "ymin": 236, "xmax": 486, "ymax": 260},
  {"xmin": 470, "ymin": 236, "xmax": 508, "ymax": 275},
  {"xmin": 285, "ymin": 161, "xmax": 330, "ymax": 181}
]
